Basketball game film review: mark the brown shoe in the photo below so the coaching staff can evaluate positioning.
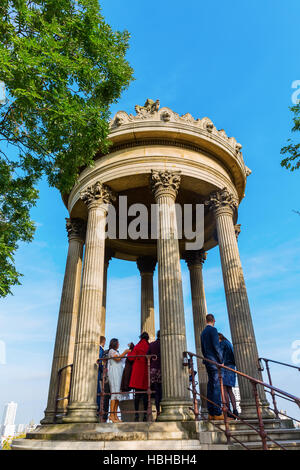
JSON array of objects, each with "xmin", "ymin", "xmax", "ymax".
[
  {"xmin": 213, "ymin": 414, "xmax": 224, "ymax": 421},
  {"xmin": 208, "ymin": 415, "xmax": 215, "ymax": 421}
]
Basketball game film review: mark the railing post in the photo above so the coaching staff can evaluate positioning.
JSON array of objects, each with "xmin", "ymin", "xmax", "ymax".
[
  {"xmin": 217, "ymin": 365, "xmax": 231, "ymax": 444},
  {"xmin": 67, "ymin": 365, "xmax": 73, "ymax": 407},
  {"xmin": 99, "ymin": 360, "xmax": 106, "ymax": 422},
  {"xmin": 146, "ymin": 356, "xmax": 153, "ymax": 422},
  {"xmin": 264, "ymin": 360, "xmax": 279, "ymax": 419},
  {"xmin": 251, "ymin": 381, "xmax": 268, "ymax": 450},
  {"xmin": 54, "ymin": 369, "xmax": 62, "ymax": 424},
  {"xmin": 189, "ymin": 355, "xmax": 200, "ymax": 421}
]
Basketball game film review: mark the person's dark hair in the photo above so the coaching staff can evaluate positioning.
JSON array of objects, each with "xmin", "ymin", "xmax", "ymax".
[
  {"xmin": 157, "ymin": 330, "xmax": 160, "ymax": 340},
  {"xmin": 109, "ymin": 338, "xmax": 119, "ymax": 351},
  {"xmin": 218, "ymin": 333, "xmax": 228, "ymax": 342},
  {"xmin": 140, "ymin": 331, "xmax": 149, "ymax": 341},
  {"xmin": 206, "ymin": 314, "xmax": 215, "ymax": 323},
  {"xmin": 128, "ymin": 342, "xmax": 135, "ymax": 350},
  {"xmin": 100, "ymin": 335, "xmax": 106, "ymax": 344}
]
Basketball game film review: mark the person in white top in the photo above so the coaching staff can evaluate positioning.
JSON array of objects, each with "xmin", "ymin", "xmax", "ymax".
[{"xmin": 107, "ymin": 338, "xmax": 131, "ymax": 423}]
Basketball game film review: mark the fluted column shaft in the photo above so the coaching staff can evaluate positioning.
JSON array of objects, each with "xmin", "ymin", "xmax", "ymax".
[
  {"xmin": 100, "ymin": 249, "xmax": 113, "ymax": 338},
  {"xmin": 151, "ymin": 170, "xmax": 191, "ymax": 422},
  {"xmin": 207, "ymin": 188, "xmax": 269, "ymax": 418},
  {"xmin": 41, "ymin": 219, "xmax": 85, "ymax": 424},
  {"xmin": 184, "ymin": 250, "xmax": 208, "ymax": 416},
  {"xmin": 64, "ymin": 182, "xmax": 115, "ymax": 423},
  {"xmin": 137, "ymin": 257, "xmax": 156, "ymax": 342}
]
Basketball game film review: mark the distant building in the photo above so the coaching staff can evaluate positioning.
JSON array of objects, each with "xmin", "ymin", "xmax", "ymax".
[
  {"xmin": 232, "ymin": 387, "xmax": 241, "ymax": 413},
  {"xmin": 17, "ymin": 424, "xmax": 25, "ymax": 434},
  {"xmin": 2, "ymin": 401, "xmax": 17, "ymax": 426},
  {"xmin": 1, "ymin": 402, "xmax": 17, "ymax": 441}
]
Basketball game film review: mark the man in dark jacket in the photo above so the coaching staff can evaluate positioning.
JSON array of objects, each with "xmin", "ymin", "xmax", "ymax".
[
  {"xmin": 96, "ymin": 336, "xmax": 110, "ymax": 421},
  {"xmin": 201, "ymin": 314, "xmax": 224, "ymax": 419}
]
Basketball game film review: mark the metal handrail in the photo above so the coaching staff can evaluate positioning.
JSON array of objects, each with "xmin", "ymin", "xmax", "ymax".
[
  {"xmin": 184, "ymin": 351, "xmax": 300, "ymax": 450},
  {"xmin": 188, "ymin": 386, "xmax": 286, "ymax": 450},
  {"xmin": 185, "ymin": 352, "xmax": 300, "ymax": 405},
  {"xmin": 259, "ymin": 357, "xmax": 300, "ymax": 372},
  {"xmin": 98, "ymin": 354, "xmax": 157, "ymax": 423},
  {"xmin": 54, "ymin": 363, "xmax": 73, "ymax": 423},
  {"xmin": 258, "ymin": 357, "xmax": 300, "ymax": 419}
]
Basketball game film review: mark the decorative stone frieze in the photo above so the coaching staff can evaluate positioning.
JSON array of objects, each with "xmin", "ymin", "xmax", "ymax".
[
  {"xmin": 66, "ymin": 218, "xmax": 86, "ymax": 241},
  {"xmin": 205, "ymin": 187, "xmax": 238, "ymax": 215},
  {"xmin": 80, "ymin": 181, "xmax": 116, "ymax": 209},
  {"xmin": 184, "ymin": 249, "xmax": 207, "ymax": 267},
  {"xmin": 110, "ymin": 101, "xmax": 243, "ymax": 157},
  {"xmin": 150, "ymin": 170, "xmax": 181, "ymax": 200},
  {"xmin": 137, "ymin": 256, "xmax": 157, "ymax": 274}
]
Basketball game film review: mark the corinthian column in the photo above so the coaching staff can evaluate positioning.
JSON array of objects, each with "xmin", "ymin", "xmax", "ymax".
[
  {"xmin": 184, "ymin": 249, "xmax": 208, "ymax": 416},
  {"xmin": 64, "ymin": 181, "xmax": 116, "ymax": 423},
  {"xmin": 137, "ymin": 256, "xmax": 156, "ymax": 342},
  {"xmin": 151, "ymin": 170, "xmax": 191, "ymax": 421},
  {"xmin": 41, "ymin": 218, "xmax": 85, "ymax": 424},
  {"xmin": 206, "ymin": 188, "xmax": 269, "ymax": 418}
]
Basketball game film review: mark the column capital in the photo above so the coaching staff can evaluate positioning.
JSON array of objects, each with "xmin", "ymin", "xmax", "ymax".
[
  {"xmin": 235, "ymin": 224, "xmax": 241, "ymax": 240},
  {"xmin": 205, "ymin": 187, "xmax": 238, "ymax": 216},
  {"xmin": 66, "ymin": 218, "xmax": 86, "ymax": 242},
  {"xmin": 137, "ymin": 256, "xmax": 157, "ymax": 274},
  {"xmin": 104, "ymin": 247, "xmax": 114, "ymax": 266},
  {"xmin": 184, "ymin": 249, "xmax": 207, "ymax": 268},
  {"xmin": 80, "ymin": 181, "xmax": 116, "ymax": 210},
  {"xmin": 150, "ymin": 170, "xmax": 181, "ymax": 200}
]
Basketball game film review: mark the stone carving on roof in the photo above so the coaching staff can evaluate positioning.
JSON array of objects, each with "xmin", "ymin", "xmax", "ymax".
[{"xmin": 110, "ymin": 100, "xmax": 251, "ymax": 177}]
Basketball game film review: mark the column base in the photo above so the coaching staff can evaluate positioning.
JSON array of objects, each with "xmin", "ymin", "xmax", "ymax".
[
  {"xmin": 158, "ymin": 399, "xmax": 194, "ymax": 422},
  {"xmin": 40, "ymin": 410, "xmax": 56, "ymax": 425},
  {"xmin": 62, "ymin": 402, "xmax": 98, "ymax": 423},
  {"xmin": 240, "ymin": 399, "xmax": 275, "ymax": 420}
]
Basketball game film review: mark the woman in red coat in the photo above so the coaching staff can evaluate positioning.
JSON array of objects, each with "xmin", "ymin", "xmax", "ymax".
[{"xmin": 128, "ymin": 332, "xmax": 150, "ymax": 421}]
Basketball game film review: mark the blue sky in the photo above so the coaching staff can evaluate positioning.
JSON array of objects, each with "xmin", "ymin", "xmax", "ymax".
[{"xmin": 0, "ymin": 0, "xmax": 299, "ymax": 425}]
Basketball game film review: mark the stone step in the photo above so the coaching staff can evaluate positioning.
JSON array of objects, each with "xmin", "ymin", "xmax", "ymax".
[
  {"xmin": 243, "ymin": 440, "xmax": 300, "ymax": 451},
  {"xmin": 31, "ymin": 421, "xmax": 192, "ymax": 434},
  {"xmin": 229, "ymin": 428, "xmax": 300, "ymax": 443},
  {"xmin": 12, "ymin": 438, "xmax": 236, "ymax": 451},
  {"xmin": 204, "ymin": 418, "xmax": 293, "ymax": 432},
  {"xmin": 28, "ymin": 430, "xmax": 189, "ymax": 442},
  {"xmin": 26, "ymin": 421, "xmax": 205, "ymax": 443}
]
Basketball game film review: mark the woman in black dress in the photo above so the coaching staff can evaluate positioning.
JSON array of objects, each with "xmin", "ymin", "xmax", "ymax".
[
  {"xmin": 147, "ymin": 330, "xmax": 162, "ymax": 419},
  {"xmin": 121, "ymin": 342, "xmax": 135, "ymax": 392},
  {"xmin": 218, "ymin": 333, "xmax": 239, "ymax": 418}
]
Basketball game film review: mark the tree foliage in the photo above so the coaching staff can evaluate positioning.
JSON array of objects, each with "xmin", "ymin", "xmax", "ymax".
[
  {"xmin": 281, "ymin": 102, "xmax": 300, "ymax": 171},
  {"xmin": 0, "ymin": 0, "xmax": 133, "ymax": 296}
]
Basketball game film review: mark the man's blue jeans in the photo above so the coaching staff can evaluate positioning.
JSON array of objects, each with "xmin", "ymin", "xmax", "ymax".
[
  {"xmin": 205, "ymin": 365, "xmax": 222, "ymax": 416},
  {"xmin": 97, "ymin": 372, "xmax": 101, "ymax": 411}
]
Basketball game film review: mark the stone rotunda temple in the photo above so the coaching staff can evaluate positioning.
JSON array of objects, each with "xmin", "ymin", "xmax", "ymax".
[{"xmin": 13, "ymin": 99, "xmax": 285, "ymax": 450}]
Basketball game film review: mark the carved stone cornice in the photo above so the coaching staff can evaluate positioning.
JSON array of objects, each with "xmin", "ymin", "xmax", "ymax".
[
  {"xmin": 234, "ymin": 224, "xmax": 241, "ymax": 240},
  {"xmin": 137, "ymin": 256, "xmax": 157, "ymax": 275},
  {"xmin": 110, "ymin": 101, "xmax": 243, "ymax": 157},
  {"xmin": 135, "ymin": 98, "xmax": 160, "ymax": 116},
  {"xmin": 205, "ymin": 188, "xmax": 238, "ymax": 216},
  {"xmin": 80, "ymin": 181, "xmax": 116, "ymax": 210},
  {"xmin": 184, "ymin": 250, "xmax": 207, "ymax": 268},
  {"xmin": 150, "ymin": 170, "xmax": 181, "ymax": 200},
  {"xmin": 66, "ymin": 218, "xmax": 86, "ymax": 242}
]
